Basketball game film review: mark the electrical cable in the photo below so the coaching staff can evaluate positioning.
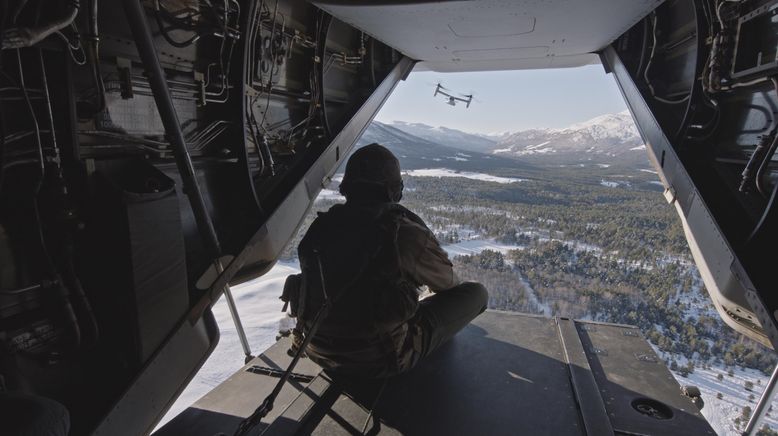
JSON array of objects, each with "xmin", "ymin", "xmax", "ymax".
[
  {"xmin": 755, "ymin": 77, "xmax": 778, "ymax": 197},
  {"xmin": 18, "ymin": 46, "xmax": 82, "ymax": 353},
  {"xmin": 153, "ymin": 10, "xmax": 203, "ymax": 48},
  {"xmin": 53, "ymin": 31, "xmax": 86, "ymax": 65},
  {"xmin": 0, "ymin": 283, "xmax": 43, "ymax": 295},
  {"xmin": 76, "ymin": 0, "xmax": 106, "ymax": 117},
  {"xmin": 2, "ymin": 0, "xmax": 79, "ymax": 49},
  {"xmin": 38, "ymin": 49, "xmax": 61, "ymax": 169},
  {"xmin": 0, "ymin": 0, "xmax": 6, "ymax": 189},
  {"xmin": 643, "ymin": 13, "xmax": 691, "ymax": 105},
  {"xmin": 739, "ymin": 79, "xmax": 778, "ymax": 193}
]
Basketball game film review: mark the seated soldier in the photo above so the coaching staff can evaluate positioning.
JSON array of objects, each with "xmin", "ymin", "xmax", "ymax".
[{"xmin": 290, "ymin": 143, "xmax": 488, "ymax": 378}]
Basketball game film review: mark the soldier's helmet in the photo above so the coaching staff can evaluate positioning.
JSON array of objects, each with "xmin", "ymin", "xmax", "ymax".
[{"xmin": 339, "ymin": 143, "xmax": 403, "ymax": 203}]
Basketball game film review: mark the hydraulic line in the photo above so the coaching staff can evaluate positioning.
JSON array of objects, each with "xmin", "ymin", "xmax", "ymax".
[
  {"xmin": 39, "ymin": 48, "xmax": 98, "ymax": 347},
  {"xmin": 79, "ymin": 0, "xmax": 106, "ymax": 116},
  {"xmin": 644, "ymin": 12, "xmax": 691, "ymax": 105},
  {"xmin": 2, "ymin": 0, "xmax": 79, "ymax": 49},
  {"xmin": 121, "ymin": 0, "xmax": 252, "ymax": 359},
  {"xmin": 740, "ymin": 78, "xmax": 778, "ymax": 194},
  {"xmin": 755, "ymin": 77, "xmax": 778, "ymax": 197},
  {"xmin": 17, "ymin": 48, "xmax": 82, "ymax": 353}
]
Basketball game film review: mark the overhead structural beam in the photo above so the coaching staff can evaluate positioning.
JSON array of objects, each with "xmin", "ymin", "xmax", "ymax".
[{"xmin": 121, "ymin": 0, "xmax": 252, "ymax": 359}]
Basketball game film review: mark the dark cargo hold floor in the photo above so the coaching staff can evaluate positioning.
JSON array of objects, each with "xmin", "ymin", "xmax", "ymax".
[{"xmin": 154, "ymin": 311, "xmax": 715, "ymax": 435}]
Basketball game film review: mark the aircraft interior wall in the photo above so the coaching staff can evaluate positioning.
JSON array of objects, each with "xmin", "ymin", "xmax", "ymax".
[{"xmin": 0, "ymin": 0, "xmax": 403, "ymax": 432}]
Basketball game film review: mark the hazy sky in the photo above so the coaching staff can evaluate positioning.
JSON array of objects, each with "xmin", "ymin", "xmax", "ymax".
[{"xmin": 375, "ymin": 64, "xmax": 628, "ymax": 135}]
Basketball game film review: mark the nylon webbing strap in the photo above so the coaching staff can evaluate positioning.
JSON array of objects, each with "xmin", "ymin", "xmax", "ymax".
[
  {"xmin": 232, "ymin": 251, "xmax": 330, "ymax": 436},
  {"xmin": 231, "ymin": 207, "xmax": 403, "ymax": 436}
]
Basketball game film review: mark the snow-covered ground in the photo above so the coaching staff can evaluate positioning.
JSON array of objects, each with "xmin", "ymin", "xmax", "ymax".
[
  {"xmin": 662, "ymin": 353, "xmax": 778, "ymax": 435},
  {"xmin": 649, "ymin": 264, "xmax": 777, "ymax": 435},
  {"xmin": 516, "ymin": 273, "xmax": 551, "ymax": 316},
  {"xmin": 156, "ymin": 261, "xmax": 301, "ymax": 430},
  {"xmin": 441, "ymin": 239, "xmax": 551, "ymax": 316},
  {"xmin": 442, "ymin": 238, "xmax": 524, "ymax": 257},
  {"xmin": 600, "ymin": 179, "xmax": 633, "ymax": 188},
  {"xmin": 402, "ymin": 168, "xmax": 524, "ymax": 184}
]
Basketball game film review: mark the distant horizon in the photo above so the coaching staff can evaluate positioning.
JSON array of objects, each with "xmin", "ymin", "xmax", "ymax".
[
  {"xmin": 375, "ymin": 64, "xmax": 628, "ymax": 135},
  {"xmin": 379, "ymin": 108, "xmax": 632, "ymax": 137}
]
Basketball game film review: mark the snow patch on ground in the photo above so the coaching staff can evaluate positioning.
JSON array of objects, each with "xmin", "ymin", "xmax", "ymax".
[
  {"xmin": 442, "ymin": 238, "xmax": 523, "ymax": 257},
  {"xmin": 403, "ymin": 168, "xmax": 524, "ymax": 184},
  {"xmin": 442, "ymin": 239, "xmax": 551, "ymax": 316},
  {"xmin": 516, "ymin": 273, "xmax": 551, "ymax": 316},
  {"xmin": 526, "ymin": 141, "xmax": 551, "ymax": 150}
]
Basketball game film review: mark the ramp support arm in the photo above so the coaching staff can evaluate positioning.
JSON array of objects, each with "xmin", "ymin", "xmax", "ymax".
[
  {"xmin": 121, "ymin": 0, "xmax": 252, "ymax": 359},
  {"xmin": 744, "ymin": 363, "xmax": 778, "ymax": 435}
]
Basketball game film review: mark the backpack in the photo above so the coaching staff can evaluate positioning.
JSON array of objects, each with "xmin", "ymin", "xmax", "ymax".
[{"xmin": 280, "ymin": 203, "xmax": 423, "ymax": 339}]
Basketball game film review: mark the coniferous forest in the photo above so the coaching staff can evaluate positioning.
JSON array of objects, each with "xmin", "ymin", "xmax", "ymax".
[{"xmin": 283, "ymin": 164, "xmax": 776, "ymax": 376}]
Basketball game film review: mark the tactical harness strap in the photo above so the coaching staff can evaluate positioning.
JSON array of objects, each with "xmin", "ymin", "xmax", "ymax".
[
  {"xmin": 233, "ymin": 250, "xmax": 331, "ymax": 436},
  {"xmin": 233, "ymin": 206, "xmax": 410, "ymax": 436}
]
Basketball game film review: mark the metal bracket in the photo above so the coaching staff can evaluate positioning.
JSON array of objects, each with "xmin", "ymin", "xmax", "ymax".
[
  {"xmin": 116, "ymin": 57, "xmax": 133, "ymax": 100},
  {"xmin": 246, "ymin": 365, "xmax": 314, "ymax": 383},
  {"xmin": 663, "ymin": 186, "xmax": 677, "ymax": 205},
  {"xmin": 635, "ymin": 353, "xmax": 658, "ymax": 363},
  {"xmin": 194, "ymin": 71, "xmax": 206, "ymax": 107}
]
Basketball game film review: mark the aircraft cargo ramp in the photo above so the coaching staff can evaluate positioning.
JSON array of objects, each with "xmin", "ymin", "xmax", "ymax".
[{"xmin": 154, "ymin": 311, "xmax": 715, "ymax": 435}]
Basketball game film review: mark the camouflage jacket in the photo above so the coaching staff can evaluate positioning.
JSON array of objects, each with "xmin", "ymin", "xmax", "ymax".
[{"xmin": 294, "ymin": 202, "xmax": 459, "ymax": 377}]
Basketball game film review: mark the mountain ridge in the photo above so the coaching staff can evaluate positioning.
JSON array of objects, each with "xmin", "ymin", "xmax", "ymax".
[
  {"xmin": 382, "ymin": 110, "xmax": 647, "ymax": 167},
  {"xmin": 357, "ymin": 121, "xmax": 534, "ymax": 174}
]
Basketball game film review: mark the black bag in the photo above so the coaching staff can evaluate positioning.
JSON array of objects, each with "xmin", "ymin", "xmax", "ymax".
[{"xmin": 280, "ymin": 273, "xmax": 302, "ymax": 317}]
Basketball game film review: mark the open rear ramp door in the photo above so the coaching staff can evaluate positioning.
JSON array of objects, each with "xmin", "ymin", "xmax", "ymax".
[{"xmin": 155, "ymin": 311, "xmax": 714, "ymax": 435}]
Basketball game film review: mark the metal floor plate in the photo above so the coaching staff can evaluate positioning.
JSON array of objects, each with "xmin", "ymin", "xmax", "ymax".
[{"xmin": 153, "ymin": 311, "xmax": 714, "ymax": 436}]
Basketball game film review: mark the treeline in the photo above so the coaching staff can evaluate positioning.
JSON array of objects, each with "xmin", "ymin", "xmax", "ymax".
[
  {"xmin": 454, "ymin": 251, "xmax": 540, "ymax": 313},
  {"xmin": 402, "ymin": 175, "xmax": 689, "ymax": 262}
]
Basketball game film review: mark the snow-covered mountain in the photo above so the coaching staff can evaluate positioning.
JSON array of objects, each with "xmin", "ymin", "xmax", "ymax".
[
  {"xmin": 358, "ymin": 121, "xmax": 532, "ymax": 173},
  {"xmin": 382, "ymin": 111, "xmax": 648, "ymax": 168},
  {"xmin": 385, "ymin": 121, "xmax": 498, "ymax": 153},
  {"xmin": 491, "ymin": 111, "xmax": 646, "ymax": 165}
]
